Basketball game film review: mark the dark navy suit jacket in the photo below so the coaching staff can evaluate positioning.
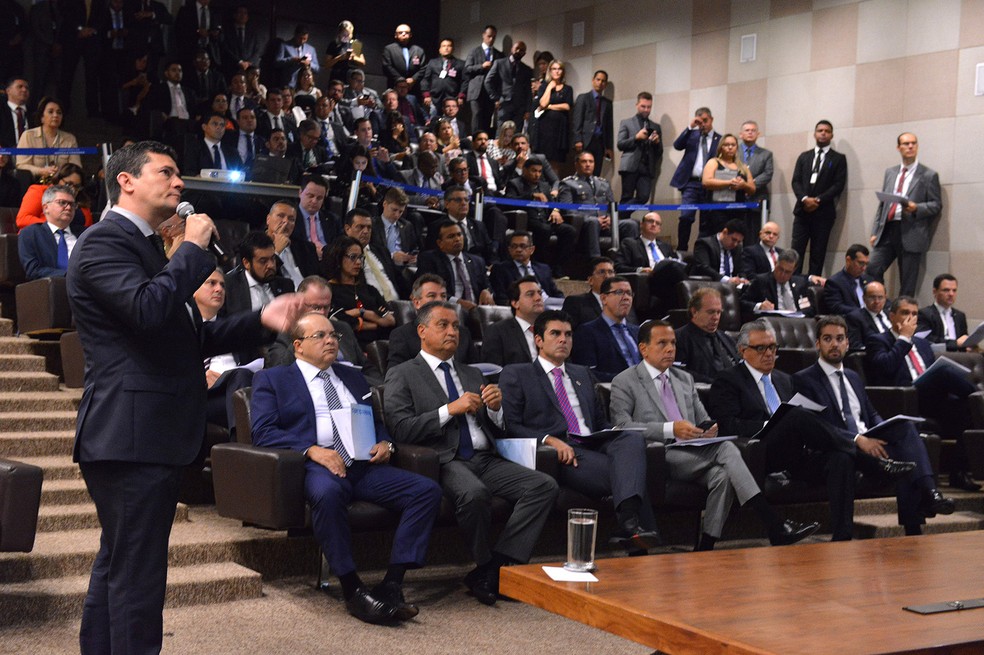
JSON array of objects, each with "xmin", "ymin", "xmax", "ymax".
[
  {"xmin": 570, "ymin": 316, "xmax": 639, "ymax": 383},
  {"xmin": 823, "ymin": 269, "xmax": 872, "ymax": 315},
  {"xmin": 793, "ymin": 363, "xmax": 880, "ymax": 438},
  {"xmin": 488, "ymin": 258, "xmax": 563, "ymax": 305},
  {"xmin": 18, "ymin": 222, "xmax": 83, "ymax": 280},
  {"xmin": 415, "ymin": 249, "xmax": 490, "ymax": 302},
  {"xmin": 500, "ymin": 361, "xmax": 609, "ymax": 440},
  {"xmin": 670, "ymin": 128, "xmax": 722, "ymax": 189},
  {"xmin": 250, "ymin": 361, "xmax": 388, "ymax": 452},
  {"xmin": 864, "ymin": 332, "xmax": 936, "ymax": 387}
]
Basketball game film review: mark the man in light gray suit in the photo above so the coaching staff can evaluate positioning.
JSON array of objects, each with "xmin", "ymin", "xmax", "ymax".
[
  {"xmin": 737, "ymin": 121, "xmax": 773, "ymax": 234},
  {"xmin": 610, "ymin": 320, "xmax": 818, "ymax": 550},
  {"xmin": 616, "ymin": 91, "xmax": 663, "ymax": 204},
  {"xmin": 383, "ymin": 301, "xmax": 558, "ymax": 605},
  {"xmin": 867, "ymin": 132, "xmax": 942, "ymax": 296}
]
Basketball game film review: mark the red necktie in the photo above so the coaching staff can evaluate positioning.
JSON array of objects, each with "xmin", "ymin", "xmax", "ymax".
[
  {"xmin": 769, "ymin": 248, "xmax": 777, "ymax": 267},
  {"xmin": 15, "ymin": 107, "xmax": 26, "ymax": 138},
  {"xmin": 886, "ymin": 167, "xmax": 908, "ymax": 222},
  {"xmin": 479, "ymin": 156, "xmax": 487, "ymax": 178},
  {"xmin": 907, "ymin": 348, "xmax": 925, "ymax": 377}
]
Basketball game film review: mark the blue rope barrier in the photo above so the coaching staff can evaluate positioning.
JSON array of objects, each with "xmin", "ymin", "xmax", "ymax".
[{"xmin": 0, "ymin": 147, "xmax": 100, "ymax": 156}]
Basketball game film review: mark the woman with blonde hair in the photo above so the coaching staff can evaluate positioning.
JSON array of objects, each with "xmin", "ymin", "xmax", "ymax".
[{"xmin": 701, "ymin": 133, "xmax": 756, "ymax": 236}]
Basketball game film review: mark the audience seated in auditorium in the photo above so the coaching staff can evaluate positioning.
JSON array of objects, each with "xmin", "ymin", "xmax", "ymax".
[
  {"xmin": 415, "ymin": 219, "xmax": 494, "ymax": 310},
  {"xmin": 613, "ymin": 211, "xmax": 687, "ymax": 316},
  {"xmin": 823, "ymin": 244, "xmax": 872, "ymax": 316},
  {"xmin": 16, "ymin": 162, "xmax": 91, "ymax": 231},
  {"xmin": 291, "ymin": 174, "xmax": 338, "ymax": 259},
  {"xmin": 439, "ymin": 185, "xmax": 496, "ymax": 264},
  {"xmin": 18, "ymin": 184, "xmax": 81, "ymax": 280},
  {"xmin": 264, "ymin": 199, "xmax": 318, "ymax": 288},
  {"xmin": 341, "ymin": 207, "xmax": 409, "ymax": 302},
  {"xmin": 845, "ymin": 281, "xmax": 890, "ymax": 351},
  {"xmin": 255, "ymin": 88, "xmax": 298, "ymax": 143},
  {"xmin": 741, "ymin": 249, "xmax": 815, "ymax": 317},
  {"xmin": 223, "ymin": 231, "xmax": 295, "ymax": 316},
  {"xmin": 443, "ymin": 156, "xmax": 507, "ymax": 256},
  {"xmin": 252, "ymin": 311, "xmax": 442, "ymax": 624},
  {"xmin": 481, "ymin": 276, "xmax": 544, "ymax": 366},
  {"xmin": 503, "ymin": 159, "xmax": 577, "ymax": 275},
  {"xmin": 561, "ymin": 257, "xmax": 638, "ymax": 328},
  {"xmin": 387, "ymin": 274, "xmax": 477, "ymax": 368},
  {"xmin": 674, "ymin": 287, "xmax": 739, "ymax": 384},
  {"xmin": 16, "ymin": 97, "xmax": 80, "ymax": 181},
  {"xmin": 489, "ymin": 231, "xmax": 564, "ymax": 306},
  {"xmin": 917, "ymin": 274, "xmax": 970, "ymax": 352},
  {"xmin": 371, "ymin": 187, "xmax": 420, "ymax": 269},
  {"xmin": 570, "ymin": 276, "xmax": 640, "ymax": 383},
  {"xmin": 383, "ymin": 300, "xmax": 558, "ymax": 606},
  {"xmin": 690, "ymin": 219, "xmax": 748, "ymax": 285},
  {"xmin": 557, "ymin": 152, "xmax": 639, "ymax": 257},
  {"xmin": 323, "ymin": 235, "xmax": 395, "ymax": 347},
  {"xmin": 184, "ymin": 112, "xmax": 243, "ymax": 176}
]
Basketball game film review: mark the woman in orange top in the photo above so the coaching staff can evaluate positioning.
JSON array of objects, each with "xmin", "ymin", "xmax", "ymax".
[{"xmin": 16, "ymin": 162, "xmax": 93, "ymax": 231}]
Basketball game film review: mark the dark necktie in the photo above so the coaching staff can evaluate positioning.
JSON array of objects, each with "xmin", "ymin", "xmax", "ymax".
[
  {"xmin": 551, "ymin": 368, "xmax": 581, "ymax": 435},
  {"xmin": 212, "ymin": 143, "xmax": 221, "ymax": 168},
  {"xmin": 723, "ymin": 250, "xmax": 732, "ymax": 277},
  {"xmin": 836, "ymin": 371, "xmax": 860, "ymax": 434},
  {"xmin": 316, "ymin": 369, "xmax": 353, "ymax": 467},
  {"xmin": 148, "ymin": 233, "xmax": 165, "ymax": 257},
  {"xmin": 707, "ymin": 333, "xmax": 729, "ymax": 371},
  {"xmin": 744, "ymin": 145, "xmax": 753, "ymax": 161},
  {"xmin": 199, "ymin": 5, "xmax": 207, "ymax": 29},
  {"xmin": 453, "ymin": 257, "xmax": 473, "ymax": 302},
  {"xmin": 15, "ymin": 107, "xmax": 26, "ymax": 138},
  {"xmin": 812, "ymin": 148, "xmax": 823, "ymax": 174},
  {"xmin": 56, "ymin": 229, "xmax": 68, "ymax": 269},
  {"xmin": 700, "ymin": 134, "xmax": 709, "ymax": 163},
  {"xmin": 438, "ymin": 362, "xmax": 473, "ymax": 460},
  {"xmin": 875, "ymin": 313, "xmax": 889, "ymax": 332},
  {"xmin": 244, "ymin": 134, "xmax": 254, "ymax": 167},
  {"xmin": 238, "ymin": 27, "xmax": 245, "ymax": 49}
]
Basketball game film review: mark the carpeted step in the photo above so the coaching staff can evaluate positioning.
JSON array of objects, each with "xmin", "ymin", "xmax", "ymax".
[
  {"xmin": 0, "ymin": 371, "xmax": 61, "ymax": 392},
  {"xmin": 0, "ymin": 318, "xmax": 12, "ymax": 337},
  {"xmin": 0, "ymin": 562, "xmax": 263, "ymax": 625},
  {"xmin": 41, "ymin": 478, "xmax": 92, "ymax": 505},
  {"xmin": 853, "ymin": 489, "xmax": 984, "ymax": 516},
  {"xmin": 13, "ymin": 455, "xmax": 79, "ymax": 481},
  {"xmin": 853, "ymin": 511, "xmax": 984, "ymax": 539},
  {"xmin": 0, "ymin": 354, "xmax": 48, "ymax": 372},
  {"xmin": 0, "ymin": 391, "xmax": 82, "ymax": 413},
  {"xmin": 0, "ymin": 431, "xmax": 75, "ymax": 458},
  {"xmin": 0, "ymin": 411, "xmax": 78, "ymax": 432},
  {"xmin": 37, "ymin": 503, "xmax": 102, "ymax": 533},
  {"xmin": 0, "ymin": 337, "xmax": 37, "ymax": 355}
]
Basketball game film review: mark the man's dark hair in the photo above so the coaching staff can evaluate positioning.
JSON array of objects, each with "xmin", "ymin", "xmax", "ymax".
[
  {"xmin": 637, "ymin": 91, "xmax": 652, "ymax": 101},
  {"xmin": 299, "ymin": 173, "xmax": 329, "ymax": 191},
  {"xmin": 294, "ymin": 24, "xmax": 309, "ymax": 36},
  {"xmin": 236, "ymin": 106, "xmax": 255, "ymax": 120},
  {"xmin": 415, "ymin": 300, "xmax": 458, "ymax": 328},
  {"xmin": 411, "ymin": 273, "xmax": 446, "ymax": 299},
  {"xmin": 815, "ymin": 119, "xmax": 833, "ymax": 131},
  {"xmin": 889, "ymin": 295, "xmax": 919, "ymax": 313},
  {"xmin": 353, "ymin": 116, "xmax": 371, "ymax": 130},
  {"xmin": 722, "ymin": 219, "xmax": 746, "ymax": 236},
  {"xmin": 443, "ymin": 184, "xmax": 468, "ymax": 202},
  {"xmin": 297, "ymin": 119, "xmax": 319, "ymax": 135},
  {"xmin": 508, "ymin": 230, "xmax": 532, "ymax": 247},
  {"xmin": 593, "ymin": 69, "xmax": 608, "ymax": 79},
  {"xmin": 440, "ymin": 37, "xmax": 455, "ymax": 47},
  {"xmin": 483, "ymin": 24, "xmax": 497, "ymax": 32},
  {"xmin": 695, "ymin": 106, "xmax": 712, "ymax": 117},
  {"xmin": 105, "ymin": 140, "xmax": 178, "ymax": 205},
  {"xmin": 202, "ymin": 111, "xmax": 227, "ymax": 125},
  {"xmin": 472, "ymin": 129, "xmax": 489, "ymax": 141},
  {"xmin": 638, "ymin": 319, "xmax": 673, "ymax": 345},
  {"xmin": 587, "ymin": 256, "xmax": 613, "ymax": 278},
  {"xmin": 533, "ymin": 309, "xmax": 573, "ymax": 340},
  {"xmin": 434, "ymin": 218, "xmax": 459, "ymax": 240},
  {"xmin": 845, "ymin": 243, "xmax": 869, "ymax": 259},
  {"xmin": 343, "ymin": 207, "xmax": 372, "ymax": 226},
  {"xmin": 508, "ymin": 275, "xmax": 539, "ymax": 304},
  {"xmin": 932, "ymin": 273, "xmax": 957, "ymax": 289},
  {"xmin": 238, "ymin": 230, "xmax": 275, "ymax": 263},
  {"xmin": 816, "ymin": 314, "xmax": 848, "ymax": 335},
  {"xmin": 448, "ymin": 156, "xmax": 468, "ymax": 174},
  {"xmin": 600, "ymin": 275, "xmax": 629, "ymax": 295}
]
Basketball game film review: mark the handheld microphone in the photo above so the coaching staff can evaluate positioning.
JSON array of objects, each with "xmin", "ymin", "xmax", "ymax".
[{"xmin": 176, "ymin": 201, "xmax": 225, "ymax": 259}]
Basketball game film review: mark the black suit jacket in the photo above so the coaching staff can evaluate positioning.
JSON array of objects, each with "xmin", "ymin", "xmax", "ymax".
[
  {"xmin": 387, "ymin": 321, "xmax": 476, "ymax": 369},
  {"xmin": 290, "ymin": 209, "xmax": 342, "ymax": 250},
  {"xmin": 707, "ymin": 363, "xmax": 795, "ymax": 438},
  {"xmin": 146, "ymin": 80, "xmax": 195, "ymax": 116},
  {"xmin": 0, "ymin": 102, "xmax": 25, "ymax": 148},
  {"xmin": 571, "ymin": 91, "xmax": 614, "ymax": 152},
  {"xmin": 483, "ymin": 56, "xmax": 533, "ymax": 121},
  {"xmin": 864, "ymin": 331, "xmax": 936, "ymax": 387},
  {"xmin": 255, "ymin": 111, "xmax": 298, "ymax": 142},
  {"xmin": 674, "ymin": 322, "xmax": 740, "ymax": 384},
  {"xmin": 415, "ymin": 249, "xmax": 490, "ymax": 302},
  {"xmin": 463, "ymin": 44, "xmax": 502, "ymax": 101},
  {"xmin": 691, "ymin": 235, "xmax": 742, "ymax": 281},
  {"xmin": 742, "ymin": 272, "xmax": 815, "ymax": 317},
  {"xmin": 488, "ymin": 259, "xmax": 563, "ymax": 305},
  {"xmin": 740, "ymin": 243, "xmax": 783, "ymax": 278},
  {"xmin": 570, "ymin": 316, "xmax": 639, "ymax": 383},
  {"xmin": 219, "ymin": 24, "xmax": 262, "ymax": 73},
  {"xmin": 381, "ymin": 42, "xmax": 426, "ymax": 87},
  {"xmin": 845, "ymin": 307, "xmax": 889, "ymax": 351},
  {"xmin": 66, "ymin": 212, "xmax": 267, "ymax": 465},
  {"xmin": 184, "ymin": 67, "xmax": 224, "ymax": 106},
  {"xmin": 917, "ymin": 305, "xmax": 968, "ymax": 352},
  {"xmin": 793, "ymin": 364, "xmax": 880, "ymax": 437},
  {"xmin": 184, "ymin": 138, "xmax": 244, "ymax": 176},
  {"xmin": 221, "ymin": 266, "xmax": 295, "ymax": 316},
  {"xmin": 481, "ymin": 317, "xmax": 534, "ymax": 366},
  {"xmin": 420, "ymin": 56, "xmax": 467, "ymax": 105},
  {"xmin": 791, "ymin": 147, "xmax": 848, "ymax": 221},
  {"xmin": 465, "ymin": 150, "xmax": 503, "ymax": 190},
  {"xmin": 613, "ymin": 237, "xmax": 675, "ymax": 273},
  {"xmin": 823, "ymin": 269, "xmax": 871, "ymax": 315},
  {"xmin": 561, "ymin": 292, "xmax": 640, "ymax": 329},
  {"xmin": 278, "ymin": 237, "xmax": 320, "ymax": 279}
]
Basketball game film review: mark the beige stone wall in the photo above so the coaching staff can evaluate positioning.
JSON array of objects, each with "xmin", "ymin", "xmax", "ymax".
[{"xmin": 441, "ymin": 0, "xmax": 984, "ymax": 322}]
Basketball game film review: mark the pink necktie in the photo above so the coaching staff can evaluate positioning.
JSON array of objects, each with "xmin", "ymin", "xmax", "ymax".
[{"xmin": 551, "ymin": 368, "xmax": 581, "ymax": 435}]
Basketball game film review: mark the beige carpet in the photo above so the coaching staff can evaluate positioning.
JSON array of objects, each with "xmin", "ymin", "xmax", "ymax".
[{"xmin": 0, "ymin": 566, "xmax": 653, "ymax": 655}]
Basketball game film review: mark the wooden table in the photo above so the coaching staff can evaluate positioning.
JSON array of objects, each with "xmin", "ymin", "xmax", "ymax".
[{"xmin": 500, "ymin": 531, "xmax": 984, "ymax": 654}]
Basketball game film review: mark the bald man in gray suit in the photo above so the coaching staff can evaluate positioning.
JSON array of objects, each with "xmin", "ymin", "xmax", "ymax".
[{"xmin": 610, "ymin": 320, "xmax": 817, "ymax": 550}]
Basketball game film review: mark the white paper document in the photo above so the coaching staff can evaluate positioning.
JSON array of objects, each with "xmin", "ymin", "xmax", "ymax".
[
  {"xmin": 666, "ymin": 435, "xmax": 738, "ymax": 448},
  {"xmin": 863, "ymin": 414, "xmax": 925, "ymax": 440},
  {"xmin": 495, "ymin": 438, "xmax": 537, "ymax": 469},
  {"xmin": 962, "ymin": 322, "xmax": 984, "ymax": 349},
  {"xmin": 876, "ymin": 191, "xmax": 908, "ymax": 205},
  {"xmin": 542, "ymin": 566, "xmax": 598, "ymax": 582},
  {"xmin": 787, "ymin": 393, "xmax": 826, "ymax": 412},
  {"xmin": 329, "ymin": 405, "xmax": 377, "ymax": 460}
]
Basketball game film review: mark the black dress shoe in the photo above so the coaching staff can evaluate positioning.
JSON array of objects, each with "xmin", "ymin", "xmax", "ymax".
[
  {"xmin": 372, "ymin": 581, "xmax": 419, "ymax": 621},
  {"xmin": 923, "ymin": 489, "xmax": 956, "ymax": 517},
  {"xmin": 608, "ymin": 526, "xmax": 663, "ymax": 551},
  {"xmin": 875, "ymin": 458, "xmax": 917, "ymax": 478},
  {"xmin": 769, "ymin": 519, "xmax": 820, "ymax": 546},
  {"xmin": 345, "ymin": 586, "xmax": 398, "ymax": 624},
  {"xmin": 949, "ymin": 471, "xmax": 982, "ymax": 492},
  {"xmin": 464, "ymin": 566, "xmax": 499, "ymax": 606}
]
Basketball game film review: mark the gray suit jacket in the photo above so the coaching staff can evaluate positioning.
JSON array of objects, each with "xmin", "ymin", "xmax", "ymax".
[
  {"xmin": 870, "ymin": 163, "xmax": 942, "ymax": 254},
  {"xmin": 738, "ymin": 144, "xmax": 773, "ymax": 202},
  {"xmin": 616, "ymin": 115, "xmax": 662, "ymax": 177},
  {"xmin": 384, "ymin": 354, "xmax": 503, "ymax": 463},
  {"xmin": 610, "ymin": 363, "xmax": 710, "ymax": 443}
]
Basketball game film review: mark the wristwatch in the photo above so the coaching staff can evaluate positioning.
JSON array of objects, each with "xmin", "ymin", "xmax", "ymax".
[{"xmin": 385, "ymin": 441, "xmax": 396, "ymax": 454}]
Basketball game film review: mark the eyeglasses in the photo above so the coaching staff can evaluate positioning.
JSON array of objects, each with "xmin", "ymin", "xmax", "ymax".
[
  {"xmin": 604, "ymin": 289, "xmax": 634, "ymax": 297},
  {"xmin": 50, "ymin": 199, "xmax": 77, "ymax": 209},
  {"xmin": 304, "ymin": 303, "xmax": 331, "ymax": 312},
  {"xmin": 343, "ymin": 253, "xmax": 365, "ymax": 262},
  {"xmin": 745, "ymin": 344, "xmax": 778, "ymax": 354},
  {"xmin": 299, "ymin": 331, "xmax": 339, "ymax": 342}
]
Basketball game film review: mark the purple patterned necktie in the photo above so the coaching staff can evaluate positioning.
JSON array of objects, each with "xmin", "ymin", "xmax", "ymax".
[
  {"xmin": 551, "ymin": 368, "xmax": 581, "ymax": 436},
  {"xmin": 659, "ymin": 373, "xmax": 684, "ymax": 421}
]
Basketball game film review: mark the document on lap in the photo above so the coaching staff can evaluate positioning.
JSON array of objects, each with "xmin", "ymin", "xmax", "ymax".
[
  {"xmin": 862, "ymin": 415, "xmax": 925, "ymax": 441},
  {"xmin": 496, "ymin": 438, "xmax": 537, "ymax": 469},
  {"xmin": 567, "ymin": 427, "xmax": 646, "ymax": 445},
  {"xmin": 329, "ymin": 405, "xmax": 378, "ymax": 460},
  {"xmin": 666, "ymin": 435, "xmax": 738, "ymax": 448}
]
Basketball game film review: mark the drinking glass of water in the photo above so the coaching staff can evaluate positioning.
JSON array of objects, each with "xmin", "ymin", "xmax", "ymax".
[{"xmin": 564, "ymin": 508, "xmax": 598, "ymax": 572}]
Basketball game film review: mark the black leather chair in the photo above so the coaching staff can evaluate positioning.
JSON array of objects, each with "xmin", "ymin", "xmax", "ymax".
[
  {"xmin": 675, "ymin": 280, "xmax": 741, "ymax": 332},
  {"xmin": 365, "ymin": 340, "xmax": 389, "ymax": 377},
  {"xmin": 60, "ymin": 331, "xmax": 84, "ymax": 388},
  {"xmin": 760, "ymin": 315, "xmax": 819, "ymax": 375},
  {"xmin": 0, "ymin": 458, "xmax": 43, "ymax": 553},
  {"xmin": 468, "ymin": 305, "xmax": 513, "ymax": 343},
  {"xmin": 16, "ymin": 276, "xmax": 73, "ymax": 337}
]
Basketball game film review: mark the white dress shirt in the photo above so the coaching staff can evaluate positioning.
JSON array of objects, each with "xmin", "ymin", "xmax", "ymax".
[
  {"xmin": 538, "ymin": 356, "xmax": 588, "ymax": 436},
  {"xmin": 418, "ymin": 349, "xmax": 503, "ymax": 450},
  {"xmin": 516, "ymin": 316, "xmax": 536, "ymax": 360},
  {"xmin": 817, "ymin": 358, "xmax": 867, "ymax": 433},
  {"xmin": 47, "ymin": 222, "xmax": 78, "ymax": 259},
  {"xmin": 642, "ymin": 359, "xmax": 678, "ymax": 440},
  {"xmin": 245, "ymin": 269, "xmax": 273, "ymax": 311},
  {"xmin": 296, "ymin": 359, "xmax": 357, "ymax": 448}
]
